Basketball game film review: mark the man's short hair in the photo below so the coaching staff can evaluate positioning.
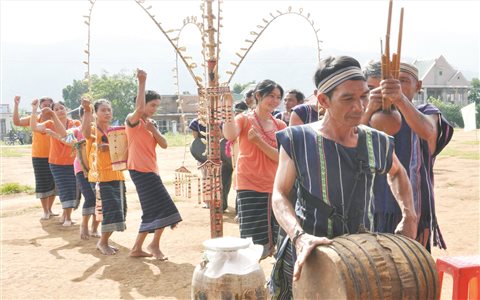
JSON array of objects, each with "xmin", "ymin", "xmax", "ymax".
[
  {"xmin": 363, "ymin": 61, "xmax": 382, "ymax": 79},
  {"xmin": 286, "ymin": 89, "xmax": 305, "ymax": 104},
  {"xmin": 234, "ymin": 101, "xmax": 248, "ymax": 113},
  {"xmin": 244, "ymin": 89, "xmax": 254, "ymax": 99}
]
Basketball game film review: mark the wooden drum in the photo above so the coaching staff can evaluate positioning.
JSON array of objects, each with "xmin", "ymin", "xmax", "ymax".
[
  {"xmin": 293, "ymin": 232, "xmax": 439, "ymax": 300},
  {"xmin": 106, "ymin": 126, "xmax": 128, "ymax": 171}
]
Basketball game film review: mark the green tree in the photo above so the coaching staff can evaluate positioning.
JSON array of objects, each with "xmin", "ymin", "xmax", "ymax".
[
  {"xmin": 62, "ymin": 71, "xmax": 137, "ymax": 124},
  {"xmin": 62, "ymin": 79, "xmax": 89, "ymax": 109},
  {"xmin": 427, "ymin": 97, "xmax": 464, "ymax": 127},
  {"xmin": 232, "ymin": 81, "xmax": 256, "ymax": 94},
  {"xmin": 468, "ymin": 77, "xmax": 480, "ymax": 104},
  {"xmin": 90, "ymin": 72, "xmax": 137, "ymax": 124}
]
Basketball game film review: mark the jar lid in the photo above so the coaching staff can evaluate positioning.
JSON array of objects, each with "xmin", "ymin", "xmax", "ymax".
[{"xmin": 203, "ymin": 236, "xmax": 250, "ymax": 251}]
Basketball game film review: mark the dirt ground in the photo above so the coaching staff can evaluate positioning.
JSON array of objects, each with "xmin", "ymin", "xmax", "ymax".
[{"xmin": 1, "ymin": 130, "xmax": 479, "ymax": 299}]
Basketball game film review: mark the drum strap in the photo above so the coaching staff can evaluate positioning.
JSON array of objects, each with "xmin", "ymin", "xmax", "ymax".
[
  {"xmin": 96, "ymin": 126, "xmax": 109, "ymax": 144},
  {"xmin": 334, "ymin": 126, "xmax": 369, "ymax": 234}
]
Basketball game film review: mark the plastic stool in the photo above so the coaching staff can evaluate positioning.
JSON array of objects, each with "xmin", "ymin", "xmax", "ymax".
[{"xmin": 436, "ymin": 256, "xmax": 480, "ymax": 300}]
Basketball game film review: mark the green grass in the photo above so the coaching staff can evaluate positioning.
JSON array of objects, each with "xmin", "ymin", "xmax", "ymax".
[
  {"xmin": 164, "ymin": 132, "xmax": 193, "ymax": 147},
  {"xmin": 0, "ymin": 182, "xmax": 34, "ymax": 195},
  {"xmin": 439, "ymin": 148, "xmax": 480, "ymax": 160},
  {"xmin": 460, "ymin": 140, "xmax": 480, "ymax": 145},
  {"xmin": 0, "ymin": 147, "xmax": 29, "ymax": 157}
]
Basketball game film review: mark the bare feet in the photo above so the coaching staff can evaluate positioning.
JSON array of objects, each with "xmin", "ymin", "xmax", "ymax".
[
  {"xmin": 96, "ymin": 241, "xmax": 117, "ymax": 255},
  {"xmin": 80, "ymin": 226, "xmax": 90, "ymax": 240},
  {"xmin": 49, "ymin": 211, "xmax": 59, "ymax": 217},
  {"xmin": 129, "ymin": 249, "xmax": 153, "ymax": 258},
  {"xmin": 62, "ymin": 220, "xmax": 74, "ymax": 227},
  {"xmin": 147, "ymin": 245, "xmax": 168, "ymax": 261},
  {"xmin": 40, "ymin": 212, "xmax": 50, "ymax": 220},
  {"xmin": 90, "ymin": 231, "xmax": 101, "ymax": 238}
]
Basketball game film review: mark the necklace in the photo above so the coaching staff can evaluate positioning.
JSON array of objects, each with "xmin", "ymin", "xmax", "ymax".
[{"xmin": 253, "ymin": 111, "xmax": 279, "ymax": 147}]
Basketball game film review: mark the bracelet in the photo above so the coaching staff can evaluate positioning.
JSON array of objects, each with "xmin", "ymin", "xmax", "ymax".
[{"xmin": 292, "ymin": 229, "xmax": 306, "ymax": 246}]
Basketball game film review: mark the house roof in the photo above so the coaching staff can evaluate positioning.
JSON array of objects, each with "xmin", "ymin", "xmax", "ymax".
[{"xmin": 413, "ymin": 58, "xmax": 436, "ymax": 80}]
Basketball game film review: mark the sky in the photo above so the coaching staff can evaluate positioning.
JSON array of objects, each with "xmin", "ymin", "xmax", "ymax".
[{"xmin": 1, "ymin": 0, "xmax": 479, "ymax": 110}]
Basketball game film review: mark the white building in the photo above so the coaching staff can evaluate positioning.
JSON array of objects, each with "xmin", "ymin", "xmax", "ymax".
[
  {"xmin": 0, "ymin": 104, "xmax": 13, "ymax": 139},
  {"xmin": 414, "ymin": 55, "xmax": 470, "ymax": 106}
]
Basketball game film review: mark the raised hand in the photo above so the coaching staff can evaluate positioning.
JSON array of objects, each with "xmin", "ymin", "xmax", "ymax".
[
  {"xmin": 381, "ymin": 79, "xmax": 405, "ymax": 106},
  {"xmin": 137, "ymin": 69, "xmax": 147, "ymax": 83},
  {"xmin": 41, "ymin": 107, "xmax": 54, "ymax": 117},
  {"xmin": 14, "ymin": 96, "xmax": 21, "ymax": 106},
  {"xmin": 31, "ymin": 99, "xmax": 39, "ymax": 111},
  {"xmin": 81, "ymin": 97, "xmax": 92, "ymax": 112},
  {"xmin": 367, "ymin": 86, "xmax": 383, "ymax": 112}
]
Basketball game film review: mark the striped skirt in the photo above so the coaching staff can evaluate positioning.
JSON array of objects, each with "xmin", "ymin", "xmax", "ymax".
[
  {"xmin": 237, "ymin": 190, "xmax": 278, "ymax": 247},
  {"xmin": 76, "ymin": 172, "xmax": 95, "ymax": 215},
  {"xmin": 32, "ymin": 157, "xmax": 55, "ymax": 199},
  {"xmin": 95, "ymin": 181, "xmax": 127, "ymax": 233},
  {"xmin": 269, "ymin": 229, "xmax": 295, "ymax": 300},
  {"xmin": 49, "ymin": 164, "xmax": 76, "ymax": 209},
  {"xmin": 129, "ymin": 170, "xmax": 182, "ymax": 233}
]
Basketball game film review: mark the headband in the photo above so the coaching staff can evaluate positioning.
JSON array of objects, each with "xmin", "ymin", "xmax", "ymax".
[
  {"xmin": 317, "ymin": 66, "xmax": 365, "ymax": 94},
  {"xmin": 400, "ymin": 63, "xmax": 419, "ymax": 80}
]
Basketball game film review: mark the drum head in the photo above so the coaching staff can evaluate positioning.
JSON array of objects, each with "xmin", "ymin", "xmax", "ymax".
[
  {"xmin": 293, "ymin": 246, "xmax": 346, "ymax": 299},
  {"xmin": 190, "ymin": 137, "xmax": 207, "ymax": 163}
]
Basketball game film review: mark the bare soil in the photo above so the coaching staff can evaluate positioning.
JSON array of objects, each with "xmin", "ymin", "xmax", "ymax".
[{"xmin": 1, "ymin": 130, "xmax": 478, "ymax": 299}]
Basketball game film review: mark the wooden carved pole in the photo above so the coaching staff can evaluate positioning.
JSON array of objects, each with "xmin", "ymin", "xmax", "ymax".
[{"xmin": 203, "ymin": 0, "xmax": 223, "ymax": 238}]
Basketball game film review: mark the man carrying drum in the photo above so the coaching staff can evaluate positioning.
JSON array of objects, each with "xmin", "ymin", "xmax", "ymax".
[{"xmin": 269, "ymin": 56, "xmax": 417, "ymax": 299}]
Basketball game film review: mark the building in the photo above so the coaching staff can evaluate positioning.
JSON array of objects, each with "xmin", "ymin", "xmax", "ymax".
[
  {"xmin": 152, "ymin": 94, "xmax": 198, "ymax": 134},
  {"xmin": 153, "ymin": 93, "xmax": 242, "ymax": 133},
  {"xmin": 0, "ymin": 104, "xmax": 13, "ymax": 139},
  {"xmin": 414, "ymin": 55, "xmax": 470, "ymax": 106}
]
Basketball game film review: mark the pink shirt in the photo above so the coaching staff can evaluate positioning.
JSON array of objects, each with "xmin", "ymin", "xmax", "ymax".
[{"xmin": 126, "ymin": 119, "xmax": 158, "ymax": 174}]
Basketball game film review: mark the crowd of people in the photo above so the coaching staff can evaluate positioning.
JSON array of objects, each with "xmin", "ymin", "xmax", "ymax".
[
  {"xmin": 13, "ymin": 55, "xmax": 453, "ymax": 298},
  {"xmin": 13, "ymin": 69, "xmax": 181, "ymax": 259}
]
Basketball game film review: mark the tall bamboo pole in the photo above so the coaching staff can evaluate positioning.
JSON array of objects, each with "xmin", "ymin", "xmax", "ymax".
[{"xmin": 205, "ymin": 0, "xmax": 223, "ymax": 238}]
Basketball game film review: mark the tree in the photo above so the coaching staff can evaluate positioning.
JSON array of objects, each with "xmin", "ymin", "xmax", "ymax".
[
  {"xmin": 468, "ymin": 77, "xmax": 480, "ymax": 104},
  {"xmin": 232, "ymin": 81, "xmax": 256, "ymax": 95},
  {"xmin": 428, "ymin": 97, "xmax": 464, "ymax": 127},
  {"xmin": 62, "ymin": 79, "xmax": 89, "ymax": 109},
  {"xmin": 62, "ymin": 71, "xmax": 137, "ymax": 124}
]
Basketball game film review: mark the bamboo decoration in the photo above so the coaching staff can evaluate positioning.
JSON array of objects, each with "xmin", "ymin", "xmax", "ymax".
[
  {"xmin": 84, "ymin": 0, "xmax": 322, "ymax": 238},
  {"xmin": 174, "ymin": 166, "xmax": 201, "ymax": 203},
  {"xmin": 370, "ymin": 0, "xmax": 404, "ymax": 136},
  {"xmin": 381, "ymin": 0, "xmax": 404, "ymax": 110}
]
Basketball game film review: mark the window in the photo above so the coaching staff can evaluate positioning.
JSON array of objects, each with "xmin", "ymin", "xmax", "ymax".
[{"xmin": 439, "ymin": 71, "xmax": 443, "ymax": 76}]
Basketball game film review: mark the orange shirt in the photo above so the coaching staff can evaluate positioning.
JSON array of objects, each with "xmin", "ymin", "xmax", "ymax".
[
  {"xmin": 46, "ymin": 119, "xmax": 80, "ymax": 165},
  {"xmin": 86, "ymin": 125, "xmax": 125, "ymax": 183},
  {"xmin": 234, "ymin": 113, "xmax": 286, "ymax": 193},
  {"xmin": 26, "ymin": 117, "xmax": 50, "ymax": 158},
  {"xmin": 125, "ymin": 119, "xmax": 158, "ymax": 174},
  {"xmin": 17, "ymin": 117, "xmax": 50, "ymax": 158}
]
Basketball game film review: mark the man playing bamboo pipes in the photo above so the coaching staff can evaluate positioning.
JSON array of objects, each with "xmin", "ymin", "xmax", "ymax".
[{"xmin": 361, "ymin": 61, "xmax": 454, "ymax": 252}]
